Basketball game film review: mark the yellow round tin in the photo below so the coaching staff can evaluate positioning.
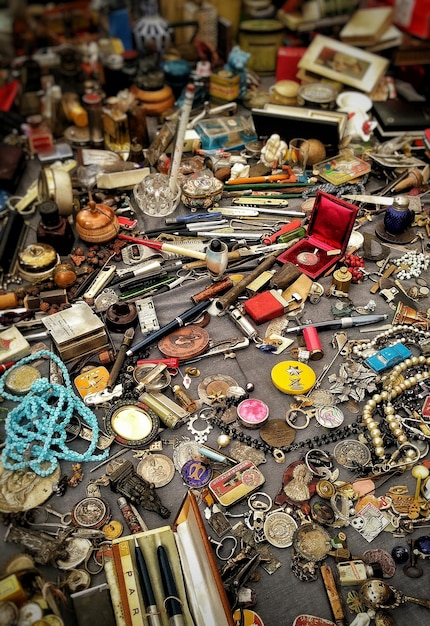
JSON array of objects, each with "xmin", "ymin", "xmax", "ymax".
[{"xmin": 271, "ymin": 360, "xmax": 316, "ymax": 395}]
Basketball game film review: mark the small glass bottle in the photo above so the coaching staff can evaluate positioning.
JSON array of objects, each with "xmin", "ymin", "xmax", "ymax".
[
  {"xmin": 62, "ymin": 92, "xmax": 88, "ymax": 128},
  {"xmin": 384, "ymin": 195, "xmax": 414, "ymax": 235},
  {"xmin": 82, "ymin": 92, "xmax": 104, "ymax": 148},
  {"xmin": 103, "ymin": 53, "xmax": 128, "ymax": 97},
  {"xmin": 48, "ymin": 85, "xmax": 68, "ymax": 138},
  {"xmin": 102, "ymin": 96, "xmax": 130, "ymax": 158},
  {"xmin": 37, "ymin": 200, "xmax": 75, "ymax": 256},
  {"xmin": 127, "ymin": 99, "xmax": 149, "ymax": 149},
  {"xmin": 172, "ymin": 385, "xmax": 198, "ymax": 413}
]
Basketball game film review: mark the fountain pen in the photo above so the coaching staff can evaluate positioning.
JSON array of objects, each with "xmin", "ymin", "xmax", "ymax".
[
  {"xmin": 285, "ymin": 314, "xmax": 388, "ymax": 333},
  {"xmin": 134, "ymin": 538, "xmax": 162, "ymax": 626},
  {"xmin": 126, "ymin": 300, "xmax": 211, "ymax": 357},
  {"xmin": 157, "ymin": 545, "xmax": 185, "ymax": 626}
]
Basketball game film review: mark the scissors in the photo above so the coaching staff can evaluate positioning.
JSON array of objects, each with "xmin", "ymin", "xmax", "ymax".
[{"xmin": 24, "ymin": 504, "xmax": 72, "ymax": 529}]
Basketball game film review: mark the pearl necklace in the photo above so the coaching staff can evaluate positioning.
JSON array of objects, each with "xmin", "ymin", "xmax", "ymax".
[
  {"xmin": 0, "ymin": 350, "xmax": 108, "ymax": 477},
  {"xmin": 361, "ymin": 354, "xmax": 430, "ymax": 460},
  {"xmin": 351, "ymin": 325, "xmax": 430, "ymax": 359}
]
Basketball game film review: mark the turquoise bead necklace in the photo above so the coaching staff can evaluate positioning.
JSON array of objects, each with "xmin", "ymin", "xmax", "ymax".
[{"xmin": 0, "ymin": 350, "xmax": 108, "ymax": 477}]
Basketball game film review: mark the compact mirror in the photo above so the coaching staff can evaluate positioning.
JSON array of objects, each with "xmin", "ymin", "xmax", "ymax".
[{"xmin": 105, "ymin": 401, "xmax": 159, "ymax": 446}]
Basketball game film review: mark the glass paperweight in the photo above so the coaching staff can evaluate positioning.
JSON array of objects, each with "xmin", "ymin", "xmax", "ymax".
[{"xmin": 133, "ymin": 173, "xmax": 180, "ymax": 217}]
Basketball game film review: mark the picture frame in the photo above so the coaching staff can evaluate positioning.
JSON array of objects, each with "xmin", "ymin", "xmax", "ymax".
[{"xmin": 298, "ymin": 34, "xmax": 389, "ymax": 92}]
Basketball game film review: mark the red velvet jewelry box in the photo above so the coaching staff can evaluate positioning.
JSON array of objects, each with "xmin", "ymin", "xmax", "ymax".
[{"xmin": 277, "ymin": 190, "xmax": 359, "ymax": 279}]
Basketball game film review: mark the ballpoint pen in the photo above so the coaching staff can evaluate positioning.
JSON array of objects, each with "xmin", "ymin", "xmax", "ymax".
[
  {"xmin": 285, "ymin": 314, "xmax": 389, "ymax": 333},
  {"xmin": 157, "ymin": 545, "xmax": 185, "ymax": 626},
  {"xmin": 165, "ymin": 211, "xmax": 222, "ymax": 224},
  {"xmin": 134, "ymin": 537, "xmax": 162, "ymax": 626},
  {"xmin": 126, "ymin": 300, "xmax": 211, "ymax": 357}
]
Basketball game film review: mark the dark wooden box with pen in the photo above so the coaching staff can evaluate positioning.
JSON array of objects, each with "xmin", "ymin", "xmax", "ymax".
[
  {"xmin": 277, "ymin": 190, "xmax": 359, "ymax": 279},
  {"xmin": 109, "ymin": 491, "xmax": 234, "ymax": 626}
]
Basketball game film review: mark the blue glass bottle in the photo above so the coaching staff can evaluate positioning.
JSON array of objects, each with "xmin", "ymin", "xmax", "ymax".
[{"xmin": 384, "ymin": 195, "xmax": 413, "ymax": 235}]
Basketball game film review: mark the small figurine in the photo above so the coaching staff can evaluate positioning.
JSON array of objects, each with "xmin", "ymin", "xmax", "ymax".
[
  {"xmin": 260, "ymin": 134, "xmax": 288, "ymax": 169},
  {"xmin": 224, "ymin": 45, "xmax": 251, "ymax": 99},
  {"xmin": 108, "ymin": 458, "xmax": 170, "ymax": 518},
  {"xmin": 68, "ymin": 463, "xmax": 84, "ymax": 488}
]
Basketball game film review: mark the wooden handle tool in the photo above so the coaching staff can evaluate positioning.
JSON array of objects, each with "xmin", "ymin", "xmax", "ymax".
[{"xmin": 320, "ymin": 564, "xmax": 347, "ymax": 626}]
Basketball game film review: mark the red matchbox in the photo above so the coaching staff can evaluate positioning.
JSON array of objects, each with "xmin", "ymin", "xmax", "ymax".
[{"xmin": 277, "ymin": 190, "xmax": 358, "ymax": 279}]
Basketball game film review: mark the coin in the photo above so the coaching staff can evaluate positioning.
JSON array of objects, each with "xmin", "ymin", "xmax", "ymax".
[
  {"xmin": 264, "ymin": 510, "xmax": 297, "ymax": 548},
  {"xmin": 136, "ymin": 453, "xmax": 175, "ymax": 488},
  {"xmin": 172, "ymin": 441, "xmax": 201, "ymax": 472},
  {"xmin": 0, "ymin": 460, "xmax": 61, "ymax": 513},
  {"xmin": 71, "ymin": 497, "xmax": 110, "ymax": 529},
  {"xmin": 158, "ymin": 324, "xmax": 209, "ymax": 360},
  {"xmin": 198, "ymin": 374, "xmax": 239, "ymax": 405},
  {"xmin": 259, "ymin": 418, "xmax": 296, "ymax": 447},
  {"xmin": 102, "ymin": 520, "xmax": 123, "ymax": 540},
  {"xmin": 333, "ymin": 440, "xmax": 371, "ymax": 469},
  {"xmin": 292, "ymin": 522, "xmax": 332, "ymax": 561}
]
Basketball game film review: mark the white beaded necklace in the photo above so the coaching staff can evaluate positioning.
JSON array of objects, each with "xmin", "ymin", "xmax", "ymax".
[{"xmin": 351, "ymin": 325, "xmax": 430, "ymax": 359}]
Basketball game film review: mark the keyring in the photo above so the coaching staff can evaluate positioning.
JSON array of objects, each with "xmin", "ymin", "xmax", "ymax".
[
  {"xmin": 247, "ymin": 492, "xmax": 272, "ymax": 512},
  {"xmin": 285, "ymin": 408, "xmax": 311, "ymax": 430},
  {"xmin": 304, "ymin": 449, "xmax": 333, "ymax": 476},
  {"xmin": 208, "ymin": 535, "xmax": 238, "ymax": 560}
]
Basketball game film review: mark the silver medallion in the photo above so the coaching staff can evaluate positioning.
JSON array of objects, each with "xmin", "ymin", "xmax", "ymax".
[
  {"xmin": 71, "ymin": 497, "xmax": 110, "ymax": 529},
  {"xmin": 333, "ymin": 439, "xmax": 371, "ymax": 469},
  {"xmin": 263, "ymin": 510, "xmax": 298, "ymax": 548},
  {"xmin": 172, "ymin": 441, "xmax": 201, "ymax": 472},
  {"xmin": 230, "ymin": 441, "xmax": 267, "ymax": 466},
  {"xmin": 309, "ymin": 389, "xmax": 335, "ymax": 406},
  {"xmin": 136, "ymin": 453, "xmax": 175, "ymax": 488}
]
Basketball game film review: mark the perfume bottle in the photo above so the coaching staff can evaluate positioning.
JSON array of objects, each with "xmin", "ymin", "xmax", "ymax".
[
  {"xmin": 82, "ymin": 92, "xmax": 104, "ymax": 148},
  {"xmin": 62, "ymin": 92, "xmax": 88, "ymax": 128},
  {"xmin": 36, "ymin": 200, "xmax": 75, "ymax": 256},
  {"xmin": 48, "ymin": 85, "xmax": 68, "ymax": 138},
  {"xmin": 172, "ymin": 385, "xmax": 198, "ymax": 413},
  {"xmin": 384, "ymin": 195, "xmax": 414, "ymax": 235},
  {"xmin": 102, "ymin": 96, "xmax": 130, "ymax": 158}
]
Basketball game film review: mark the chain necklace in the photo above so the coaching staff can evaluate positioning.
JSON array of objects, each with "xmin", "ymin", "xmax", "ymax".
[{"xmin": 209, "ymin": 398, "xmax": 365, "ymax": 463}]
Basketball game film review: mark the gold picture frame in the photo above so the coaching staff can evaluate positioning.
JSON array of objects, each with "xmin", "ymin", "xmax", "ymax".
[{"xmin": 298, "ymin": 34, "xmax": 389, "ymax": 92}]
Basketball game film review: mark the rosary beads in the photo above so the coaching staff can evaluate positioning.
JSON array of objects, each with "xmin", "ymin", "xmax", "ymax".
[{"xmin": 0, "ymin": 350, "xmax": 108, "ymax": 477}]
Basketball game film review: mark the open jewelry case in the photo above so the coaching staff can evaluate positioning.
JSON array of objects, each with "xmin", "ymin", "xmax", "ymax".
[{"xmin": 277, "ymin": 190, "xmax": 359, "ymax": 279}]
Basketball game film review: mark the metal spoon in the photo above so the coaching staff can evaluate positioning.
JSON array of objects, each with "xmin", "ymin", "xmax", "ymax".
[{"xmin": 359, "ymin": 579, "xmax": 430, "ymax": 610}]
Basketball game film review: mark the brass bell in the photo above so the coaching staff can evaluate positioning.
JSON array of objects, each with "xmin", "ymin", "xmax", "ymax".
[{"xmin": 75, "ymin": 200, "xmax": 119, "ymax": 243}]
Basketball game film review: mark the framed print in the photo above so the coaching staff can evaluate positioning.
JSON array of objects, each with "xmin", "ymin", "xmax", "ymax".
[{"xmin": 298, "ymin": 34, "xmax": 389, "ymax": 92}]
